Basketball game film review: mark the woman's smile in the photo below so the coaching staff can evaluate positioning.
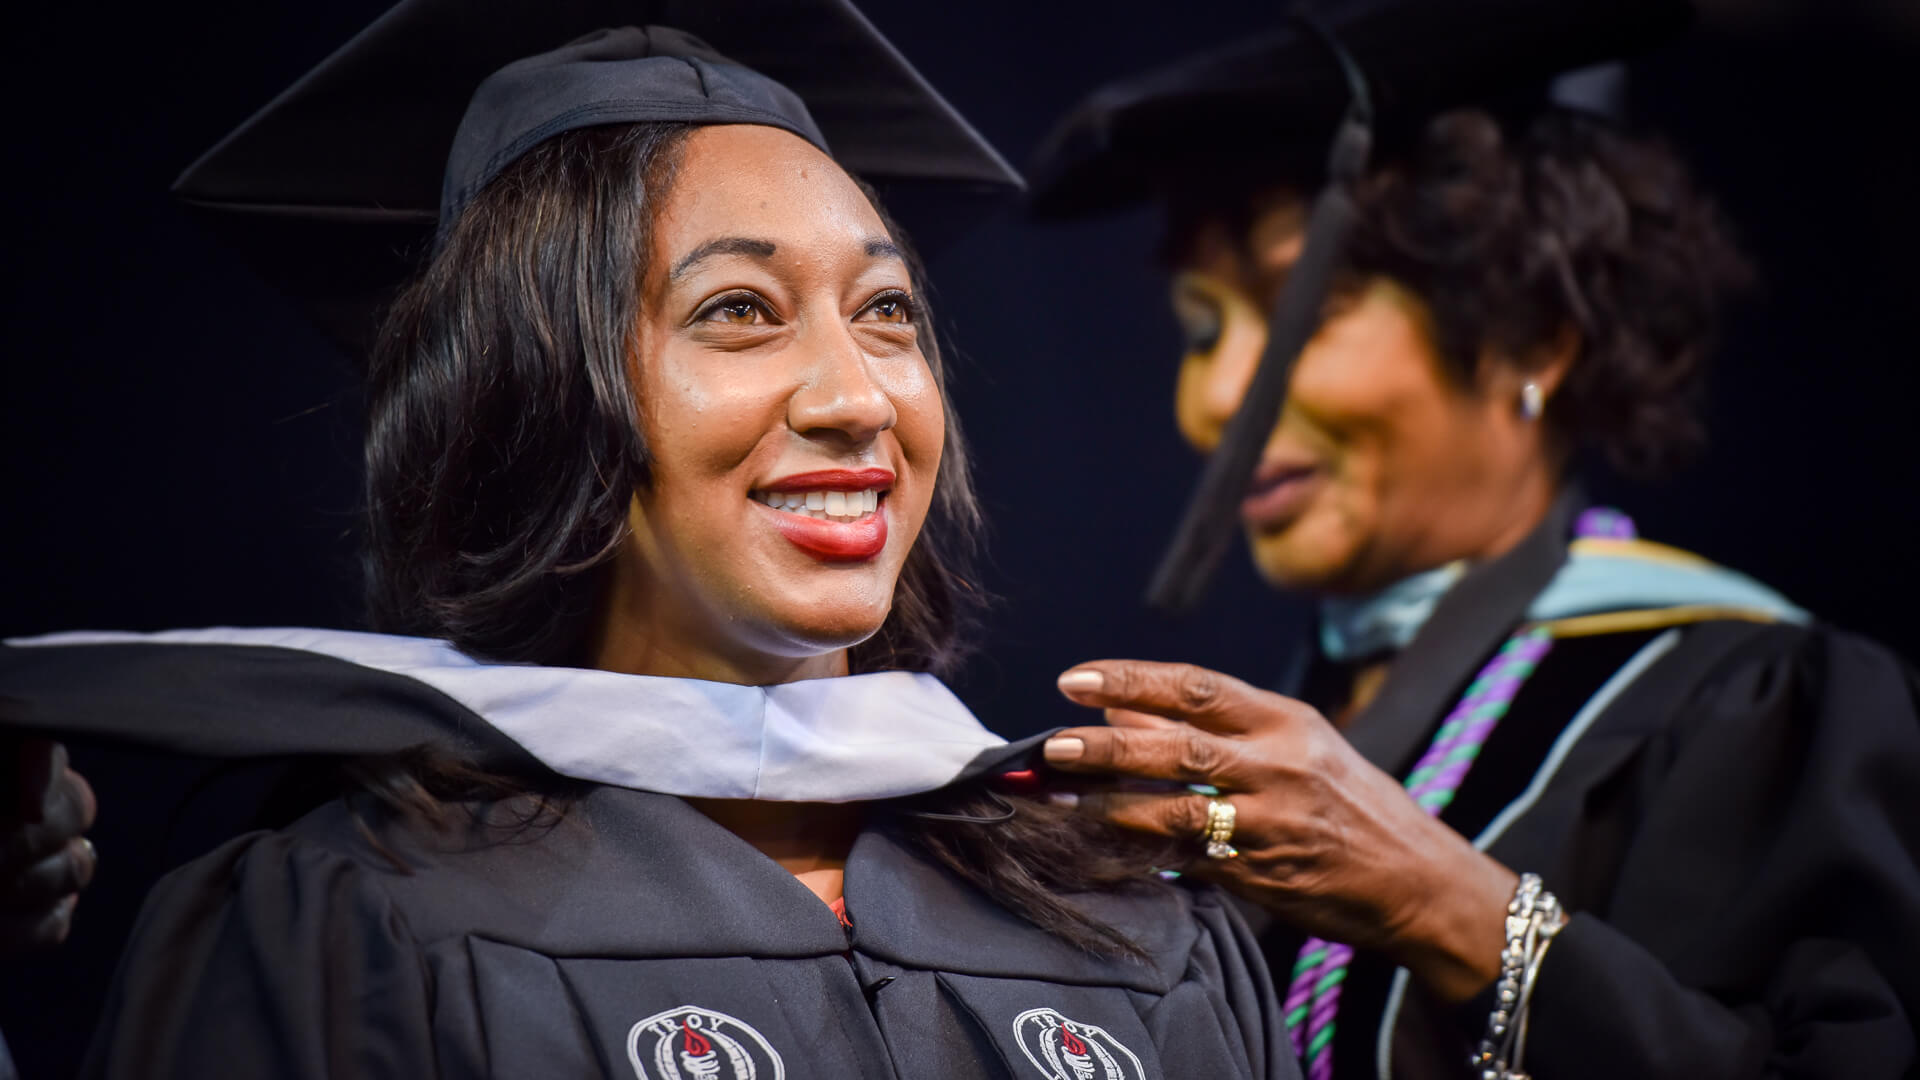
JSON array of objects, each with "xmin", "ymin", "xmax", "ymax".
[
  {"xmin": 752, "ymin": 467, "xmax": 893, "ymax": 561},
  {"xmin": 1173, "ymin": 219, "xmax": 1562, "ymax": 592}
]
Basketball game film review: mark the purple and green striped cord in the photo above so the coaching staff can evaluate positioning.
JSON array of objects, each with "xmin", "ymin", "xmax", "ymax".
[{"xmin": 1283, "ymin": 508, "xmax": 1634, "ymax": 1078}]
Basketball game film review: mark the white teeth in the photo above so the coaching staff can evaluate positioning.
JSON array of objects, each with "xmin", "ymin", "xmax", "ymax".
[{"xmin": 751, "ymin": 487, "xmax": 886, "ymax": 523}]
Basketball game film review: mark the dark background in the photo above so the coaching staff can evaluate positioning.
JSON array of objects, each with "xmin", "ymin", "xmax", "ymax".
[{"xmin": 5, "ymin": 1, "xmax": 1918, "ymax": 1074}]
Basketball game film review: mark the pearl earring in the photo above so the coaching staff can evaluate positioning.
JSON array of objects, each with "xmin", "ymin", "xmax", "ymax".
[{"xmin": 1520, "ymin": 381, "xmax": 1545, "ymax": 422}]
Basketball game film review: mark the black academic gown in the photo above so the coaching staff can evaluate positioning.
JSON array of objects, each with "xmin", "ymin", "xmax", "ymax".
[
  {"xmin": 1267, "ymin": 496, "xmax": 1920, "ymax": 1079},
  {"xmin": 0, "ymin": 641, "xmax": 1297, "ymax": 1080},
  {"xmin": 85, "ymin": 787, "xmax": 1290, "ymax": 1080}
]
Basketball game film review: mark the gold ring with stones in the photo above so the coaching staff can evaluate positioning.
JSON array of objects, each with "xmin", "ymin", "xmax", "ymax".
[{"xmin": 1202, "ymin": 797, "xmax": 1238, "ymax": 860}]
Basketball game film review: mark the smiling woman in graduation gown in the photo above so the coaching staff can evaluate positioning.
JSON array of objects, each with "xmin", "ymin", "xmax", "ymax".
[
  {"xmin": 0, "ymin": 3, "xmax": 1296, "ymax": 1077},
  {"xmin": 1020, "ymin": 1, "xmax": 1920, "ymax": 1078}
]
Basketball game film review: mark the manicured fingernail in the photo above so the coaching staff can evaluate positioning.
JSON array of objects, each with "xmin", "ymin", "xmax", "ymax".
[
  {"xmin": 1057, "ymin": 670, "xmax": 1103, "ymax": 694},
  {"xmin": 1043, "ymin": 737, "xmax": 1085, "ymax": 762},
  {"xmin": 1047, "ymin": 791, "xmax": 1080, "ymax": 809}
]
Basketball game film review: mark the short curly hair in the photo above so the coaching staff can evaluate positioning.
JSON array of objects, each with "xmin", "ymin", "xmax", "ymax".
[{"xmin": 1170, "ymin": 106, "xmax": 1750, "ymax": 473}]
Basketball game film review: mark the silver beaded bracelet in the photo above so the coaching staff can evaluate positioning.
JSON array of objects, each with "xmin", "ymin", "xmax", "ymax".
[{"xmin": 1470, "ymin": 872, "xmax": 1568, "ymax": 1080}]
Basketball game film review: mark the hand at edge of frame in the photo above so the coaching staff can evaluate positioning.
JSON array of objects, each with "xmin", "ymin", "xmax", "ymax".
[{"xmin": 1, "ymin": 737, "xmax": 98, "ymax": 952}]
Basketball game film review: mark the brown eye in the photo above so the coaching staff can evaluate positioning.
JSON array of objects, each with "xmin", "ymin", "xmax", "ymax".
[
  {"xmin": 700, "ymin": 294, "xmax": 767, "ymax": 325},
  {"xmin": 862, "ymin": 292, "xmax": 915, "ymax": 324}
]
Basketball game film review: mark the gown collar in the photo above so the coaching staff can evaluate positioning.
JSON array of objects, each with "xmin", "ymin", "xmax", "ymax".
[
  {"xmin": 1339, "ymin": 491, "xmax": 1579, "ymax": 774},
  {"xmin": 1319, "ymin": 561, "xmax": 1468, "ymax": 663},
  {"xmin": 6, "ymin": 626, "xmax": 1007, "ymax": 803}
]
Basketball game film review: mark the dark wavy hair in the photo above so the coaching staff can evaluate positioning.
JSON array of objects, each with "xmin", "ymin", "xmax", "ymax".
[
  {"xmin": 1167, "ymin": 106, "xmax": 1750, "ymax": 473},
  {"xmin": 354, "ymin": 122, "xmax": 1165, "ymax": 957}
]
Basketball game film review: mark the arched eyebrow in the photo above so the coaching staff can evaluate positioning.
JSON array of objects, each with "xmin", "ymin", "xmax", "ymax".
[
  {"xmin": 669, "ymin": 237, "xmax": 777, "ymax": 281},
  {"xmin": 668, "ymin": 235, "xmax": 905, "ymax": 282}
]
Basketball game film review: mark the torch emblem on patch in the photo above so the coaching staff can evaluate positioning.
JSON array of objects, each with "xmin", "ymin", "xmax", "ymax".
[
  {"xmin": 627, "ymin": 1005, "xmax": 785, "ymax": 1080},
  {"xmin": 1011, "ymin": 1008, "xmax": 1145, "ymax": 1080}
]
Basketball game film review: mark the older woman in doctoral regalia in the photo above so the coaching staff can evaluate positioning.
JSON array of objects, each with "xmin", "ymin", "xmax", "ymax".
[{"xmin": 1023, "ymin": 1, "xmax": 1920, "ymax": 1078}]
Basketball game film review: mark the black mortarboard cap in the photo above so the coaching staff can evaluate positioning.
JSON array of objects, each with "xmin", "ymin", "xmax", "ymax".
[
  {"xmin": 1024, "ymin": 0, "xmax": 1689, "ymax": 613},
  {"xmin": 1027, "ymin": 0, "xmax": 1689, "ymax": 220},
  {"xmin": 174, "ymin": 0, "xmax": 1023, "ymax": 354}
]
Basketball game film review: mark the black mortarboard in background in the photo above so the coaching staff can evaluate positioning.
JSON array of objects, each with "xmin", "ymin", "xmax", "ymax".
[
  {"xmin": 1024, "ymin": 0, "xmax": 1691, "ymax": 613},
  {"xmin": 173, "ymin": 0, "xmax": 1023, "ymax": 355},
  {"xmin": 1028, "ymin": 0, "xmax": 1689, "ymax": 220}
]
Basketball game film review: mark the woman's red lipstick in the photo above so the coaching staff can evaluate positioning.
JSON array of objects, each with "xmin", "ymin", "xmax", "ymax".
[
  {"xmin": 755, "ymin": 469, "xmax": 893, "ymax": 562},
  {"xmin": 770, "ymin": 511, "xmax": 887, "ymax": 561},
  {"xmin": 760, "ymin": 468, "xmax": 894, "ymax": 493}
]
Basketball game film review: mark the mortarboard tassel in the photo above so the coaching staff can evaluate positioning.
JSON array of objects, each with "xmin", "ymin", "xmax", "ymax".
[{"xmin": 1145, "ymin": 13, "xmax": 1375, "ymax": 613}]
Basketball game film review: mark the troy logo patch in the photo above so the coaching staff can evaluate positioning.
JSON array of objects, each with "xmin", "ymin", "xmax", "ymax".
[
  {"xmin": 1011, "ymin": 1008, "xmax": 1146, "ymax": 1080},
  {"xmin": 627, "ymin": 1005, "xmax": 785, "ymax": 1080}
]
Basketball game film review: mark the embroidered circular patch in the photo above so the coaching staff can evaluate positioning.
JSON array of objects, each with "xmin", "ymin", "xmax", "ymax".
[
  {"xmin": 1011, "ymin": 1008, "xmax": 1146, "ymax": 1080},
  {"xmin": 627, "ymin": 1005, "xmax": 786, "ymax": 1080}
]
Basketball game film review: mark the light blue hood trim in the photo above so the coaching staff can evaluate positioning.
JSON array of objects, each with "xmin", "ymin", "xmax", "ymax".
[{"xmin": 1321, "ymin": 538, "xmax": 1805, "ymax": 663}]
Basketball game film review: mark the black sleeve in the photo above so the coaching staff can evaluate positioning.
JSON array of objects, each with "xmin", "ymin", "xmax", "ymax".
[
  {"xmin": 1143, "ymin": 886, "xmax": 1301, "ymax": 1080},
  {"xmin": 1523, "ymin": 914, "xmax": 1913, "ymax": 1077},
  {"xmin": 80, "ymin": 830, "xmax": 439, "ymax": 1080},
  {"xmin": 1514, "ymin": 629, "xmax": 1920, "ymax": 1079}
]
